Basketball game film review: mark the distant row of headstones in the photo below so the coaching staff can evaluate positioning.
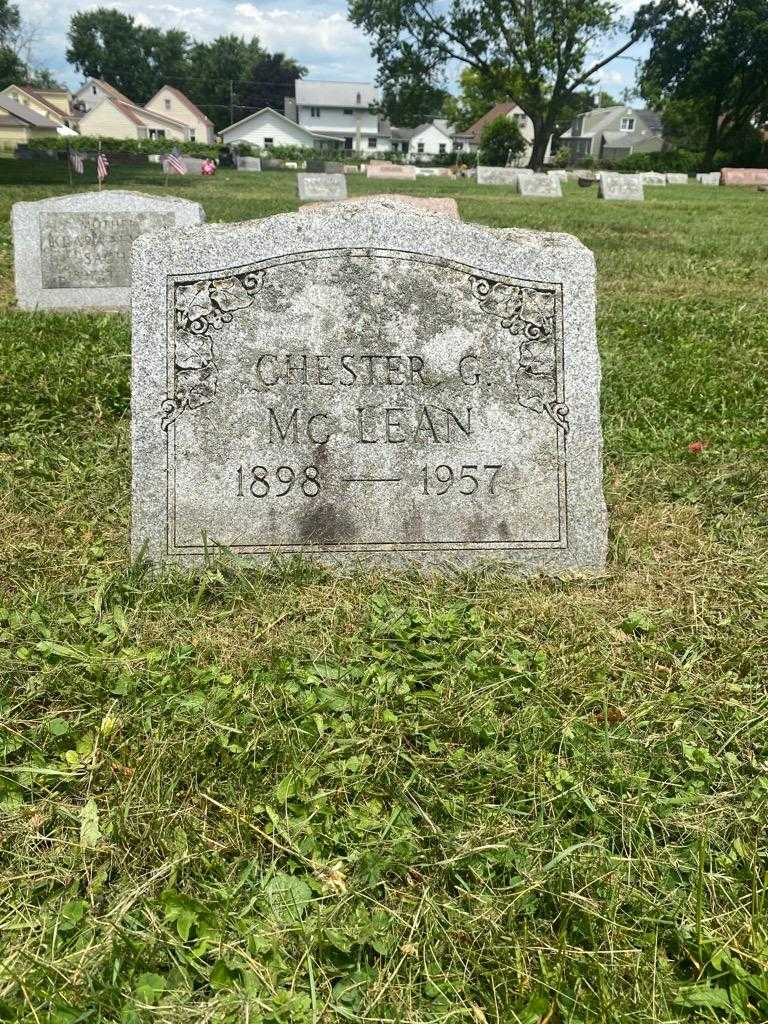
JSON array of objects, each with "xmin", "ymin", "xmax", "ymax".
[
  {"xmin": 471, "ymin": 166, "xmax": 768, "ymax": 199},
  {"xmin": 10, "ymin": 186, "xmax": 607, "ymax": 573}
]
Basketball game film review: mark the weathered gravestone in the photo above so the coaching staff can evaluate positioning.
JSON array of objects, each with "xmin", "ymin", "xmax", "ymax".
[
  {"xmin": 12, "ymin": 190, "xmax": 204, "ymax": 311},
  {"xmin": 324, "ymin": 162, "xmax": 344, "ymax": 174},
  {"xmin": 299, "ymin": 194, "xmax": 460, "ymax": 220},
  {"xmin": 237, "ymin": 156, "xmax": 262, "ymax": 172},
  {"xmin": 697, "ymin": 172, "xmax": 721, "ymax": 185},
  {"xmin": 296, "ymin": 173, "xmax": 347, "ymax": 201},
  {"xmin": 416, "ymin": 167, "xmax": 454, "ymax": 177},
  {"xmin": 366, "ymin": 162, "xmax": 418, "ymax": 180},
  {"xmin": 476, "ymin": 166, "xmax": 521, "ymax": 186},
  {"xmin": 547, "ymin": 170, "xmax": 568, "ymax": 182},
  {"xmin": 665, "ymin": 173, "xmax": 688, "ymax": 184},
  {"xmin": 641, "ymin": 171, "xmax": 667, "ymax": 186},
  {"xmin": 517, "ymin": 174, "xmax": 562, "ymax": 197},
  {"xmin": 131, "ymin": 200, "xmax": 607, "ymax": 571},
  {"xmin": 720, "ymin": 167, "xmax": 768, "ymax": 186},
  {"xmin": 598, "ymin": 173, "xmax": 644, "ymax": 201}
]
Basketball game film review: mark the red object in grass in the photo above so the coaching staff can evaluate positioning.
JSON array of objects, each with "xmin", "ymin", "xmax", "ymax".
[{"xmin": 687, "ymin": 440, "xmax": 707, "ymax": 453}]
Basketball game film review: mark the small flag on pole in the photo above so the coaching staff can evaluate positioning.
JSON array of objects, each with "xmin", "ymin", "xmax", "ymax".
[
  {"xmin": 164, "ymin": 148, "xmax": 187, "ymax": 175},
  {"xmin": 96, "ymin": 150, "xmax": 109, "ymax": 182},
  {"xmin": 68, "ymin": 148, "xmax": 84, "ymax": 174}
]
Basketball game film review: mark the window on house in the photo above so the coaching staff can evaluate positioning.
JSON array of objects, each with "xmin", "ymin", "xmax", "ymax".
[
  {"xmin": 439, "ymin": 143, "xmax": 446, "ymax": 154},
  {"xmin": 264, "ymin": 137, "xmax": 274, "ymax": 149},
  {"xmin": 356, "ymin": 92, "xmax": 361, "ymax": 104},
  {"xmin": 310, "ymin": 106, "xmax": 320, "ymax": 117},
  {"xmin": 92, "ymin": 85, "xmax": 97, "ymax": 94},
  {"xmin": 417, "ymin": 142, "xmax": 424, "ymax": 153},
  {"xmin": 344, "ymin": 137, "xmax": 353, "ymax": 149},
  {"xmin": 148, "ymin": 129, "xmax": 166, "ymax": 140},
  {"xmin": 189, "ymin": 130, "xmax": 196, "ymax": 142},
  {"xmin": 368, "ymin": 136, "xmax": 377, "ymax": 148},
  {"xmin": 343, "ymin": 108, "xmax": 353, "ymax": 115},
  {"xmin": 164, "ymin": 98, "xmax": 171, "ymax": 110},
  {"xmin": 455, "ymin": 141, "xmax": 463, "ymax": 151},
  {"xmin": 513, "ymin": 113, "xmax": 526, "ymax": 124},
  {"xmin": 620, "ymin": 117, "xmax": 635, "ymax": 131}
]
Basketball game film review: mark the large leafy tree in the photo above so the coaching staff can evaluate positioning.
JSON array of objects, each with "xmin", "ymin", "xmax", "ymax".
[
  {"xmin": 0, "ymin": 0, "xmax": 26, "ymax": 89},
  {"xmin": 348, "ymin": 0, "xmax": 659, "ymax": 168},
  {"xmin": 66, "ymin": 9, "xmax": 160, "ymax": 101},
  {"xmin": 639, "ymin": 0, "xmax": 768, "ymax": 168},
  {"xmin": 371, "ymin": 51, "xmax": 450, "ymax": 125},
  {"xmin": 479, "ymin": 114, "xmax": 526, "ymax": 164}
]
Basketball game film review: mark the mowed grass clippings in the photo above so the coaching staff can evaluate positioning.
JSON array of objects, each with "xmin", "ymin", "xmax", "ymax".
[{"xmin": 0, "ymin": 159, "xmax": 767, "ymax": 1024}]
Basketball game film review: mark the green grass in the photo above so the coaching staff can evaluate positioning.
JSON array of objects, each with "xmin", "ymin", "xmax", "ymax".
[{"xmin": 1, "ymin": 159, "xmax": 767, "ymax": 1024}]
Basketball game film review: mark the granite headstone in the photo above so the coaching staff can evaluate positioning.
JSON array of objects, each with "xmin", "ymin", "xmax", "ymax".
[
  {"xmin": 665, "ymin": 173, "xmax": 688, "ymax": 184},
  {"xmin": 517, "ymin": 174, "xmax": 562, "ymax": 197},
  {"xmin": 366, "ymin": 163, "xmax": 418, "ymax": 180},
  {"xmin": 720, "ymin": 167, "xmax": 768, "ymax": 186},
  {"xmin": 296, "ymin": 173, "xmax": 347, "ymax": 201},
  {"xmin": 299, "ymin": 194, "xmax": 460, "ymax": 220},
  {"xmin": 696, "ymin": 172, "xmax": 721, "ymax": 185},
  {"xmin": 12, "ymin": 190, "xmax": 204, "ymax": 311},
  {"xmin": 131, "ymin": 200, "xmax": 607, "ymax": 571},
  {"xmin": 476, "ymin": 166, "xmax": 521, "ymax": 186},
  {"xmin": 598, "ymin": 173, "xmax": 644, "ymax": 201},
  {"xmin": 237, "ymin": 156, "xmax": 262, "ymax": 172},
  {"xmin": 641, "ymin": 172, "xmax": 667, "ymax": 186}
]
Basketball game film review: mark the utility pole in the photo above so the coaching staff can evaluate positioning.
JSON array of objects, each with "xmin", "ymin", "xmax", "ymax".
[
  {"xmin": 355, "ymin": 109, "xmax": 361, "ymax": 157},
  {"xmin": 229, "ymin": 81, "xmax": 235, "ymax": 125}
]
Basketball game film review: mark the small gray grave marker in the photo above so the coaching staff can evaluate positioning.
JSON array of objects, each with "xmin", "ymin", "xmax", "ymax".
[
  {"xmin": 517, "ymin": 174, "xmax": 562, "ymax": 197},
  {"xmin": 598, "ymin": 174, "xmax": 644, "ymax": 201},
  {"xmin": 296, "ymin": 173, "xmax": 347, "ymax": 201}
]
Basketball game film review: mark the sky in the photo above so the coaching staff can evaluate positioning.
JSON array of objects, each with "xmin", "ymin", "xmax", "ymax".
[{"xmin": 22, "ymin": 0, "xmax": 649, "ymax": 99}]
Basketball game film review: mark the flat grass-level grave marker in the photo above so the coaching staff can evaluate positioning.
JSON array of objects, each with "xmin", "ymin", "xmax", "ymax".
[
  {"xmin": 296, "ymin": 173, "xmax": 347, "ymax": 202},
  {"xmin": 598, "ymin": 173, "xmax": 644, "ymax": 201},
  {"xmin": 131, "ymin": 200, "xmax": 607, "ymax": 571},
  {"xmin": 12, "ymin": 190, "xmax": 204, "ymax": 311}
]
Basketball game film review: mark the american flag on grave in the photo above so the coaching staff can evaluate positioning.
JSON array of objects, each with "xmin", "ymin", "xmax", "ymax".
[
  {"xmin": 96, "ymin": 151, "xmax": 110, "ymax": 181},
  {"xmin": 164, "ymin": 149, "xmax": 187, "ymax": 175},
  {"xmin": 68, "ymin": 148, "xmax": 84, "ymax": 174}
]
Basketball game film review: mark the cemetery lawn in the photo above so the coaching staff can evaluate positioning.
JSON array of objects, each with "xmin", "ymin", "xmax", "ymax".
[{"xmin": 1, "ymin": 160, "xmax": 768, "ymax": 1024}]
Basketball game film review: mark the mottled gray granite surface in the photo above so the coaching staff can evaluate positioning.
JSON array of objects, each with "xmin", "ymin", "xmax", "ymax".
[
  {"xmin": 12, "ymin": 190, "xmax": 204, "ymax": 311},
  {"xmin": 298, "ymin": 194, "xmax": 460, "ymax": 220},
  {"xmin": 131, "ymin": 200, "xmax": 607, "ymax": 573},
  {"xmin": 296, "ymin": 173, "xmax": 347, "ymax": 201},
  {"xmin": 517, "ymin": 174, "xmax": 562, "ymax": 197},
  {"xmin": 476, "ymin": 166, "xmax": 521, "ymax": 186},
  {"xmin": 237, "ymin": 156, "xmax": 262, "ymax": 172},
  {"xmin": 598, "ymin": 174, "xmax": 644, "ymax": 201}
]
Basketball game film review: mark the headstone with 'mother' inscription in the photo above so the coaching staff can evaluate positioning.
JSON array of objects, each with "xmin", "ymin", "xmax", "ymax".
[{"xmin": 12, "ymin": 190, "xmax": 204, "ymax": 311}]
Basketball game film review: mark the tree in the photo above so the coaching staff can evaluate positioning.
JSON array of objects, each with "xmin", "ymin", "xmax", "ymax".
[
  {"xmin": 639, "ymin": 0, "xmax": 768, "ymax": 168},
  {"xmin": 1, "ymin": 0, "xmax": 59, "ymax": 90},
  {"xmin": 375, "ymin": 54, "xmax": 449, "ymax": 126},
  {"xmin": 479, "ymin": 115, "xmax": 526, "ymax": 165},
  {"xmin": 348, "ymin": 0, "xmax": 660, "ymax": 168},
  {"xmin": 442, "ymin": 66, "xmax": 523, "ymax": 131},
  {"xmin": 66, "ymin": 9, "xmax": 158, "ymax": 101}
]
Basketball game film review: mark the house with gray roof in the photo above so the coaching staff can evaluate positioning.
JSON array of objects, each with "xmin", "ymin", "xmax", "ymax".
[
  {"xmin": 288, "ymin": 80, "xmax": 392, "ymax": 153},
  {"xmin": 559, "ymin": 105, "xmax": 664, "ymax": 162}
]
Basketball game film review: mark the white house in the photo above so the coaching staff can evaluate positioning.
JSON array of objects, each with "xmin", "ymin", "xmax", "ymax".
[
  {"xmin": 72, "ymin": 78, "xmax": 133, "ymax": 114},
  {"xmin": 289, "ymin": 80, "xmax": 391, "ymax": 153},
  {"xmin": 408, "ymin": 119, "xmax": 455, "ymax": 160},
  {"xmin": 219, "ymin": 106, "xmax": 343, "ymax": 150}
]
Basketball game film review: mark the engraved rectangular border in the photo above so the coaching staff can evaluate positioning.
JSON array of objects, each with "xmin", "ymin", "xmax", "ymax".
[
  {"xmin": 39, "ymin": 211, "xmax": 175, "ymax": 292},
  {"xmin": 163, "ymin": 248, "xmax": 568, "ymax": 556}
]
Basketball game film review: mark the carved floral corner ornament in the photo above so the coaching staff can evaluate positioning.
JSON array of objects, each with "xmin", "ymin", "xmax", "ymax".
[
  {"xmin": 160, "ymin": 271, "xmax": 265, "ymax": 431},
  {"xmin": 469, "ymin": 276, "xmax": 570, "ymax": 434}
]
